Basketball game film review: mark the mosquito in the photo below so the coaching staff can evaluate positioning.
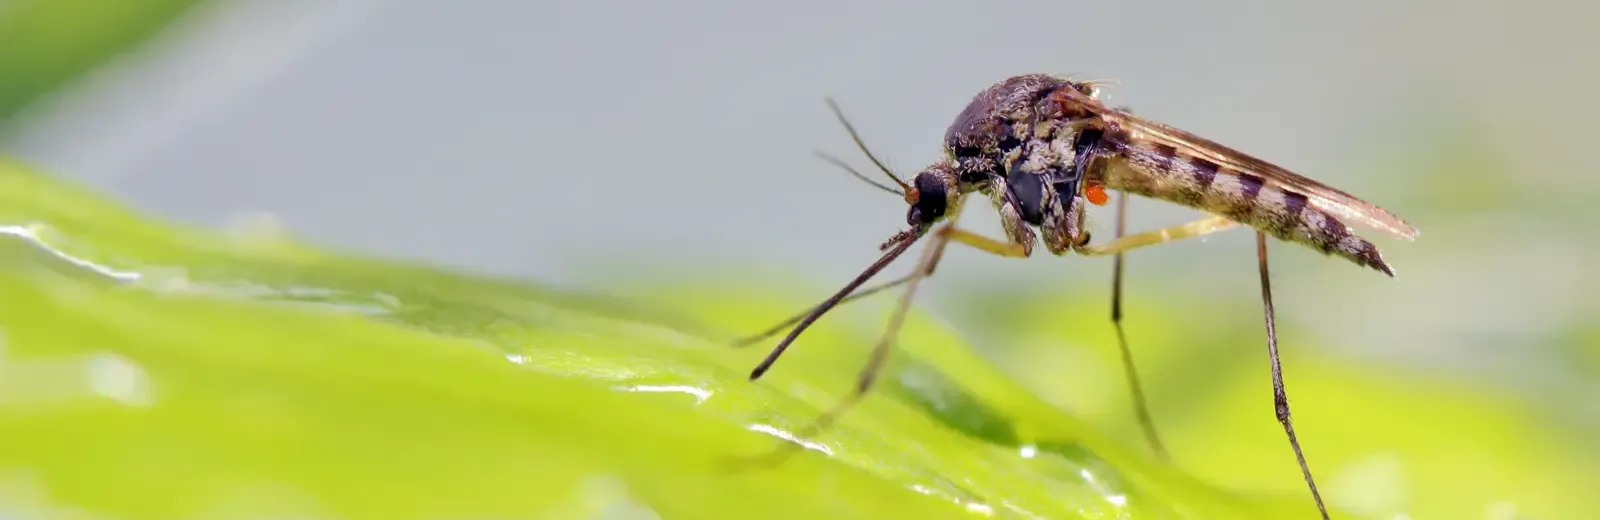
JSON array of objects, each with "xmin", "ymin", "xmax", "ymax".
[{"xmin": 731, "ymin": 73, "xmax": 1418, "ymax": 520}]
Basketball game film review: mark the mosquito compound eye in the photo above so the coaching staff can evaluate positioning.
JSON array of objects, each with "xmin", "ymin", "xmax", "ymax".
[
  {"xmin": 905, "ymin": 207, "xmax": 922, "ymax": 227},
  {"xmin": 907, "ymin": 173, "xmax": 948, "ymax": 226}
]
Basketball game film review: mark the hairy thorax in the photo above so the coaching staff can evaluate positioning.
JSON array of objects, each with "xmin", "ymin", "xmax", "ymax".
[{"xmin": 936, "ymin": 74, "xmax": 1100, "ymax": 256}]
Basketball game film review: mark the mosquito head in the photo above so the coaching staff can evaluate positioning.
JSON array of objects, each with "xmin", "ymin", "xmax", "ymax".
[{"xmin": 904, "ymin": 161, "xmax": 960, "ymax": 230}]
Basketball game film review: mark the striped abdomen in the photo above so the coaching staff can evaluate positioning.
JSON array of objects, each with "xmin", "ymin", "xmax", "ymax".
[{"xmin": 1095, "ymin": 141, "xmax": 1394, "ymax": 276}]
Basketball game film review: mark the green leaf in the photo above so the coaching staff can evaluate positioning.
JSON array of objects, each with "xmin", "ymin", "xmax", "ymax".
[
  {"xmin": 0, "ymin": 0, "xmax": 208, "ymax": 123},
  {"xmin": 0, "ymin": 157, "xmax": 1310, "ymax": 519},
  {"xmin": 3, "ymin": 155, "xmax": 1595, "ymax": 519}
]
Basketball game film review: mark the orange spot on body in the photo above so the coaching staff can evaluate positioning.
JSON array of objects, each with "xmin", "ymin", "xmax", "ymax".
[{"xmin": 1085, "ymin": 184, "xmax": 1109, "ymax": 206}]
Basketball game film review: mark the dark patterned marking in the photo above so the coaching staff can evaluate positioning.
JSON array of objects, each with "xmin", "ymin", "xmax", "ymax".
[
  {"xmin": 1316, "ymin": 212, "xmax": 1345, "ymax": 238},
  {"xmin": 1237, "ymin": 172, "xmax": 1265, "ymax": 201},
  {"xmin": 1282, "ymin": 190, "xmax": 1309, "ymax": 216},
  {"xmin": 1316, "ymin": 212, "xmax": 1345, "ymax": 253},
  {"xmin": 1151, "ymin": 143, "xmax": 1178, "ymax": 173},
  {"xmin": 1190, "ymin": 157, "xmax": 1219, "ymax": 190}
]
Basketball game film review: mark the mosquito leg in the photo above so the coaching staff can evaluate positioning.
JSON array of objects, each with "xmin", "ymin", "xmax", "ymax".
[
  {"xmin": 1257, "ymin": 232, "xmax": 1331, "ymax": 520},
  {"xmin": 736, "ymin": 224, "xmax": 1028, "ymax": 467},
  {"xmin": 732, "ymin": 226, "xmax": 985, "ymax": 347},
  {"xmin": 732, "ymin": 203, "xmax": 971, "ymax": 348},
  {"xmin": 733, "ymin": 98, "xmax": 925, "ymax": 348},
  {"xmin": 1066, "ymin": 204, "xmax": 1234, "ymax": 461},
  {"xmin": 1073, "ymin": 214, "xmax": 1239, "ymax": 257},
  {"xmin": 939, "ymin": 227, "xmax": 1031, "ymax": 258},
  {"xmin": 730, "ymin": 274, "xmax": 916, "ymax": 347},
  {"xmin": 732, "ymin": 227, "xmax": 948, "ymax": 467},
  {"xmin": 1106, "ymin": 191, "xmax": 1170, "ymax": 461}
]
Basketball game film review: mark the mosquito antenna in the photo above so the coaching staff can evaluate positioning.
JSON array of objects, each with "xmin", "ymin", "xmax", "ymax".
[
  {"xmin": 824, "ymin": 97, "xmax": 913, "ymax": 194},
  {"xmin": 748, "ymin": 228, "xmax": 924, "ymax": 380},
  {"xmin": 813, "ymin": 150, "xmax": 901, "ymax": 195}
]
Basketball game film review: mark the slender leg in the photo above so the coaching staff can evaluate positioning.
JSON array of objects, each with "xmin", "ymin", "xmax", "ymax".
[
  {"xmin": 1257, "ymin": 232, "xmax": 1331, "ymax": 520},
  {"xmin": 730, "ymin": 274, "xmax": 917, "ymax": 348},
  {"xmin": 739, "ymin": 172, "xmax": 1040, "ymax": 350},
  {"xmin": 730, "ymin": 221, "xmax": 1038, "ymax": 347},
  {"xmin": 1107, "ymin": 192, "xmax": 1170, "ymax": 461},
  {"xmin": 738, "ymin": 212, "xmax": 1240, "ymax": 445},
  {"xmin": 939, "ymin": 227, "xmax": 1031, "ymax": 257},
  {"xmin": 732, "ymin": 202, "xmax": 993, "ymax": 348},
  {"xmin": 735, "ymin": 223, "xmax": 1028, "ymax": 467},
  {"xmin": 734, "ymin": 98, "xmax": 925, "ymax": 348},
  {"xmin": 1073, "ymin": 214, "xmax": 1238, "ymax": 257}
]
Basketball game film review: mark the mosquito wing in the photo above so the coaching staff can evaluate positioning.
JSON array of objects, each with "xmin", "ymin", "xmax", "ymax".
[{"xmin": 1060, "ymin": 86, "xmax": 1420, "ymax": 241}]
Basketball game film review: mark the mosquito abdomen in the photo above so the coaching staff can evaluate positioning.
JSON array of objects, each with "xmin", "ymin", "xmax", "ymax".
[{"xmin": 1101, "ymin": 142, "xmax": 1395, "ymax": 276}]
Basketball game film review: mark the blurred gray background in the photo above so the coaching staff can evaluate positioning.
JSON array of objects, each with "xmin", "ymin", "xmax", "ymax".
[
  {"xmin": 5, "ymin": 0, "xmax": 1596, "ymax": 386},
  {"xmin": 4, "ymin": 2, "xmax": 1600, "ymax": 517},
  {"xmin": 8, "ymin": 0, "xmax": 1584, "ymax": 273}
]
